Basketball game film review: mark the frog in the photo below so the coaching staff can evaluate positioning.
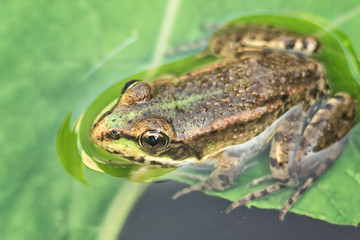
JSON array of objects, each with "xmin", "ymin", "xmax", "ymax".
[{"xmin": 91, "ymin": 24, "xmax": 357, "ymax": 220}]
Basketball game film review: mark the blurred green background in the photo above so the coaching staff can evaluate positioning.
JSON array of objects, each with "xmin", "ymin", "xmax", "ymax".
[{"xmin": 1, "ymin": 0, "xmax": 360, "ymax": 239}]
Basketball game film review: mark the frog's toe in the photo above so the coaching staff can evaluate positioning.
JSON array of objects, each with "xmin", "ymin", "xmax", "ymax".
[
  {"xmin": 172, "ymin": 176, "xmax": 230, "ymax": 200},
  {"xmin": 226, "ymin": 182, "xmax": 284, "ymax": 214},
  {"xmin": 279, "ymin": 209, "xmax": 288, "ymax": 221},
  {"xmin": 246, "ymin": 174, "xmax": 273, "ymax": 187},
  {"xmin": 172, "ymin": 183, "xmax": 206, "ymax": 200}
]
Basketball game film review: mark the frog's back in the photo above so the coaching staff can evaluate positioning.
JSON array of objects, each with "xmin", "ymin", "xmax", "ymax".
[
  {"xmin": 109, "ymin": 51, "xmax": 328, "ymax": 158},
  {"xmin": 158, "ymin": 51, "xmax": 326, "ymax": 139}
]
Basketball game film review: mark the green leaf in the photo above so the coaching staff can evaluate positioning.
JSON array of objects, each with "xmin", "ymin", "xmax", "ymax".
[
  {"xmin": 2, "ymin": 0, "xmax": 360, "ymax": 239},
  {"xmin": 56, "ymin": 112, "xmax": 87, "ymax": 183},
  {"xmin": 76, "ymin": 14, "xmax": 360, "ymax": 226}
]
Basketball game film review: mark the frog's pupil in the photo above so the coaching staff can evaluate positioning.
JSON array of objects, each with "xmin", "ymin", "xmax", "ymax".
[
  {"xmin": 138, "ymin": 130, "xmax": 169, "ymax": 152},
  {"xmin": 146, "ymin": 135, "xmax": 159, "ymax": 146}
]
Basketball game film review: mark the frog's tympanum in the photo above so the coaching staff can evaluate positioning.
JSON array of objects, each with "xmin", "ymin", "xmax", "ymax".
[{"xmin": 91, "ymin": 25, "xmax": 357, "ymax": 220}]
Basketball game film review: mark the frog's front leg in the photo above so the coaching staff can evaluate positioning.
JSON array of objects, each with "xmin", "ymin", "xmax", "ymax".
[
  {"xmin": 172, "ymin": 106, "xmax": 302, "ymax": 200},
  {"xmin": 227, "ymin": 93, "xmax": 357, "ymax": 220},
  {"xmin": 172, "ymin": 131, "xmax": 268, "ymax": 200},
  {"xmin": 172, "ymin": 153, "xmax": 257, "ymax": 200}
]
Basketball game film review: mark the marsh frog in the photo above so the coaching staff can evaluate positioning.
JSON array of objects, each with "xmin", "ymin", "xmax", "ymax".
[{"xmin": 91, "ymin": 24, "xmax": 357, "ymax": 220}]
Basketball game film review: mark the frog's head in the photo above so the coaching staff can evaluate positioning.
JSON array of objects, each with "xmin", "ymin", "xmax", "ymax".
[{"xmin": 91, "ymin": 80, "xmax": 199, "ymax": 167}]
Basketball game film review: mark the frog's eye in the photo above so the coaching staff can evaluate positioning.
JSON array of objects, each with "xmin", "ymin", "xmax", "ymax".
[
  {"xmin": 107, "ymin": 129, "xmax": 121, "ymax": 140},
  {"xmin": 138, "ymin": 130, "xmax": 169, "ymax": 153},
  {"xmin": 119, "ymin": 80, "xmax": 154, "ymax": 106}
]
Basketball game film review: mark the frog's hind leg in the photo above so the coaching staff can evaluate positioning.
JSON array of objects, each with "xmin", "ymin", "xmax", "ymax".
[
  {"xmin": 279, "ymin": 159, "xmax": 334, "ymax": 221},
  {"xmin": 274, "ymin": 93, "xmax": 356, "ymax": 220},
  {"xmin": 172, "ymin": 161, "xmax": 258, "ymax": 200},
  {"xmin": 228, "ymin": 93, "xmax": 356, "ymax": 220},
  {"xmin": 227, "ymin": 106, "xmax": 307, "ymax": 215},
  {"xmin": 278, "ymin": 125, "xmax": 352, "ymax": 221},
  {"xmin": 209, "ymin": 24, "xmax": 321, "ymax": 58}
]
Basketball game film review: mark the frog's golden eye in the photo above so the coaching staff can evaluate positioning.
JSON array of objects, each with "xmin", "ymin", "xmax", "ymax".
[
  {"xmin": 138, "ymin": 130, "xmax": 169, "ymax": 153},
  {"xmin": 119, "ymin": 80, "xmax": 154, "ymax": 106}
]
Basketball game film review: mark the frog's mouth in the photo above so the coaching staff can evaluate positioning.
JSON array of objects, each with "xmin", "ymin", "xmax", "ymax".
[
  {"xmin": 91, "ymin": 128, "xmax": 200, "ymax": 168},
  {"xmin": 106, "ymin": 140, "xmax": 201, "ymax": 168},
  {"xmin": 102, "ymin": 144, "xmax": 197, "ymax": 168}
]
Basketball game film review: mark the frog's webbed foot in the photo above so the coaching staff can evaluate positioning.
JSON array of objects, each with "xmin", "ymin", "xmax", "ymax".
[
  {"xmin": 172, "ymin": 161, "xmax": 258, "ymax": 200},
  {"xmin": 279, "ymin": 133, "xmax": 351, "ymax": 220},
  {"xmin": 166, "ymin": 38, "xmax": 209, "ymax": 57},
  {"xmin": 226, "ymin": 134, "xmax": 351, "ymax": 220},
  {"xmin": 279, "ymin": 173, "xmax": 317, "ymax": 221},
  {"xmin": 171, "ymin": 171, "xmax": 210, "ymax": 199},
  {"xmin": 172, "ymin": 181, "xmax": 206, "ymax": 200}
]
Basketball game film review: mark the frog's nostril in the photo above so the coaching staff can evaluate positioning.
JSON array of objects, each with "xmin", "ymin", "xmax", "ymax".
[{"xmin": 107, "ymin": 129, "xmax": 121, "ymax": 140}]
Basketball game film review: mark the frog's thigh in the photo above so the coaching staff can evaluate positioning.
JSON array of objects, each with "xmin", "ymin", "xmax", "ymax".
[
  {"xmin": 209, "ymin": 24, "xmax": 321, "ymax": 57},
  {"xmin": 271, "ymin": 93, "xmax": 356, "ymax": 181},
  {"xmin": 296, "ymin": 93, "xmax": 356, "ymax": 163},
  {"xmin": 269, "ymin": 104, "xmax": 304, "ymax": 183},
  {"xmin": 272, "ymin": 93, "xmax": 356, "ymax": 219}
]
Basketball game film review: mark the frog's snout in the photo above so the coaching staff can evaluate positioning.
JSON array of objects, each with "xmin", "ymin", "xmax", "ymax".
[{"xmin": 90, "ymin": 121, "xmax": 105, "ymax": 143}]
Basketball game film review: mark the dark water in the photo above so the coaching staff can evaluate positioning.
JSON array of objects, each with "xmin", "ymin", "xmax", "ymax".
[{"xmin": 120, "ymin": 181, "xmax": 360, "ymax": 240}]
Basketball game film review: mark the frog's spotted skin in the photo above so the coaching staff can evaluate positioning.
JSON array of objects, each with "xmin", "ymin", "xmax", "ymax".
[
  {"xmin": 91, "ymin": 24, "xmax": 357, "ymax": 220},
  {"xmin": 209, "ymin": 24, "xmax": 321, "ymax": 57},
  {"xmin": 93, "ymin": 52, "xmax": 328, "ymax": 163}
]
